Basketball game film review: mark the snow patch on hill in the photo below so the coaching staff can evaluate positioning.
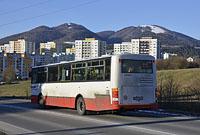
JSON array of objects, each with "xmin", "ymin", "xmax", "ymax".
[{"xmin": 140, "ymin": 25, "xmax": 166, "ymax": 34}]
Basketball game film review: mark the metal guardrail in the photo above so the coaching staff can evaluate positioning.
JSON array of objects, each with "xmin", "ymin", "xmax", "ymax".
[{"xmin": 158, "ymin": 94, "xmax": 200, "ymax": 102}]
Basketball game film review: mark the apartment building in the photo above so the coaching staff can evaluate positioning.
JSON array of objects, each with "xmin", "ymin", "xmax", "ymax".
[
  {"xmin": 114, "ymin": 42, "xmax": 132, "ymax": 54},
  {"xmin": 62, "ymin": 42, "xmax": 75, "ymax": 54},
  {"xmin": 131, "ymin": 37, "xmax": 159, "ymax": 58},
  {"xmin": 0, "ymin": 53, "xmax": 32, "ymax": 80},
  {"xmin": 6, "ymin": 39, "xmax": 35, "ymax": 54},
  {"xmin": 40, "ymin": 42, "xmax": 56, "ymax": 55},
  {"xmin": 75, "ymin": 38, "xmax": 106, "ymax": 60},
  {"xmin": 114, "ymin": 37, "xmax": 160, "ymax": 59},
  {"xmin": 0, "ymin": 45, "xmax": 4, "ymax": 53}
]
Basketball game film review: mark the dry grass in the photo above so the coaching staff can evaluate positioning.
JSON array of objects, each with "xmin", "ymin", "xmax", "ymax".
[
  {"xmin": 0, "ymin": 80, "xmax": 31, "ymax": 97},
  {"xmin": 157, "ymin": 68, "xmax": 200, "ymax": 94}
]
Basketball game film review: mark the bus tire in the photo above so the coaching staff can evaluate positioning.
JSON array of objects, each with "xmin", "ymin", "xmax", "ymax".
[
  {"xmin": 76, "ymin": 97, "xmax": 86, "ymax": 115},
  {"xmin": 38, "ymin": 94, "xmax": 46, "ymax": 108}
]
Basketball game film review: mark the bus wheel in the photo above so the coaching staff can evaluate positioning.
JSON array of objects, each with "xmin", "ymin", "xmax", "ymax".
[
  {"xmin": 38, "ymin": 94, "xmax": 45, "ymax": 108},
  {"xmin": 76, "ymin": 97, "xmax": 86, "ymax": 115}
]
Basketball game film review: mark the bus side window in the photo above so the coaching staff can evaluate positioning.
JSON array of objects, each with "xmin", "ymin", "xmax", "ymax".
[
  {"xmin": 105, "ymin": 59, "xmax": 111, "ymax": 80},
  {"xmin": 87, "ymin": 67, "xmax": 103, "ymax": 80},
  {"xmin": 48, "ymin": 66, "xmax": 58, "ymax": 82},
  {"xmin": 59, "ymin": 64, "xmax": 71, "ymax": 81},
  {"xmin": 72, "ymin": 68, "xmax": 86, "ymax": 81},
  {"xmin": 72, "ymin": 62, "xmax": 86, "ymax": 81},
  {"xmin": 87, "ymin": 60, "xmax": 104, "ymax": 81}
]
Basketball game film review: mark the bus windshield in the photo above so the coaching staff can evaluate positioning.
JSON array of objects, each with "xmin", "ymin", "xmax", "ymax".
[{"xmin": 121, "ymin": 59, "xmax": 153, "ymax": 74}]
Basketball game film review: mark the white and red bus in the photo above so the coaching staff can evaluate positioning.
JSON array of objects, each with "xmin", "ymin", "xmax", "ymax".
[{"xmin": 31, "ymin": 54, "xmax": 157, "ymax": 115}]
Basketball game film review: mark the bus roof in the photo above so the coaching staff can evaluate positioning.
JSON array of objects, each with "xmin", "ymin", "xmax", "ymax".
[
  {"xmin": 32, "ymin": 54, "xmax": 155, "ymax": 68},
  {"xmin": 32, "ymin": 55, "xmax": 112, "ymax": 68}
]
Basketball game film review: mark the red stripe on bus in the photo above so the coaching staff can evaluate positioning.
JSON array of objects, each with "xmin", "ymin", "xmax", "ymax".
[
  {"xmin": 31, "ymin": 95, "xmax": 119, "ymax": 111},
  {"xmin": 84, "ymin": 96, "xmax": 119, "ymax": 111},
  {"xmin": 45, "ymin": 96, "xmax": 75, "ymax": 108},
  {"xmin": 31, "ymin": 95, "xmax": 157, "ymax": 111}
]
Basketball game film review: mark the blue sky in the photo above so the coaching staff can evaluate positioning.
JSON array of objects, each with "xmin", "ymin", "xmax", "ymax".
[{"xmin": 0, "ymin": 0, "xmax": 199, "ymax": 39}]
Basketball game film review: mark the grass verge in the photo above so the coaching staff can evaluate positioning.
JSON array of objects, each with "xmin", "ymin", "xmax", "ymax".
[{"xmin": 0, "ymin": 80, "xmax": 31, "ymax": 98}]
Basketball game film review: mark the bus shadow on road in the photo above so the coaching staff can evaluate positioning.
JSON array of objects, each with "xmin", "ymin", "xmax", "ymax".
[
  {"xmin": 16, "ymin": 116, "xmax": 200, "ymax": 135},
  {"xmin": 0, "ymin": 99, "xmax": 36, "ymax": 115},
  {"xmin": 0, "ymin": 98, "xmax": 189, "ymax": 118},
  {"xmin": 116, "ymin": 109, "xmax": 183, "ymax": 118},
  {"xmin": 87, "ymin": 109, "xmax": 183, "ymax": 118}
]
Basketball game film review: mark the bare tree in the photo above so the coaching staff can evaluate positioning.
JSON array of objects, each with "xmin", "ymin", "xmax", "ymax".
[
  {"xmin": 3, "ymin": 55, "xmax": 16, "ymax": 83},
  {"xmin": 161, "ymin": 74, "xmax": 181, "ymax": 102}
]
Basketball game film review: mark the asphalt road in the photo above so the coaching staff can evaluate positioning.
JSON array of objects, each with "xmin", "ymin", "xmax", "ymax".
[{"xmin": 0, "ymin": 98, "xmax": 200, "ymax": 135}]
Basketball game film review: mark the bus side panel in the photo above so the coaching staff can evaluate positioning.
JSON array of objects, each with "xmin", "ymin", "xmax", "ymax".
[
  {"xmin": 85, "ymin": 95, "xmax": 119, "ymax": 111},
  {"xmin": 39, "ymin": 81, "xmax": 119, "ymax": 111},
  {"xmin": 45, "ymin": 97, "xmax": 75, "ymax": 108},
  {"xmin": 35, "ymin": 95, "xmax": 119, "ymax": 111},
  {"xmin": 40, "ymin": 83, "xmax": 77, "ymax": 108}
]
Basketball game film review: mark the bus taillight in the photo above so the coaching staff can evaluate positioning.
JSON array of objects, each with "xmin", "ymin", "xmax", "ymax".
[{"xmin": 112, "ymin": 88, "xmax": 119, "ymax": 104}]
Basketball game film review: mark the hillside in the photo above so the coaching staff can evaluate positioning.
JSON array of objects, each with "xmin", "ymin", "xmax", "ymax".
[
  {"xmin": 0, "ymin": 23, "xmax": 200, "ymax": 56},
  {"xmin": 0, "ymin": 23, "xmax": 101, "ymax": 48},
  {"xmin": 97, "ymin": 25, "xmax": 200, "ymax": 56}
]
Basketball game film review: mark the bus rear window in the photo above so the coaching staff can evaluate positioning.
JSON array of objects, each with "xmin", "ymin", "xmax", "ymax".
[{"xmin": 121, "ymin": 59, "xmax": 153, "ymax": 74}]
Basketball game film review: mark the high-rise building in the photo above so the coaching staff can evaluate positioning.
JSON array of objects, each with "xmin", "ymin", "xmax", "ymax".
[
  {"xmin": 0, "ymin": 45, "xmax": 4, "ymax": 53},
  {"xmin": 7, "ymin": 39, "xmax": 35, "ymax": 54},
  {"xmin": 114, "ymin": 37, "xmax": 160, "ymax": 59},
  {"xmin": 131, "ymin": 37, "xmax": 159, "ymax": 59},
  {"xmin": 0, "ymin": 53, "xmax": 3, "ymax": 81},
  {"xmin": 0, "ymin": 53, "xmax": 32, "ymax": 80},
  {"xmin": 62, "ymin": 42, "xmax": 75, "ymax": 53},
  {"xmin": 40, "ymin": 42, "xmax": 56, "ymax": 55},
  {"xmin": 33, "ymin": 52, "xmax": 54, "ymax": 66},
  {"xmin": 114, "ymin": 42, "xmax": 132, "ymax": 54},
  {"xmin": 2, "ymin": 44, "xmax": 10, "ymax": 53},
  {"xmin": 75, "ymin": 38, "xmax": 106, "ymax": 60}
]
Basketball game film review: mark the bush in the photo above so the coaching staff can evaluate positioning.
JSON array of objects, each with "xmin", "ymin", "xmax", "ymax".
[
  {"xmin": 157, "ymin": 74, "xmax": 180, "ymax": 102},
  {"xmin": 156, "ymin": 56, "xmax": 199, "ymax": 70}
]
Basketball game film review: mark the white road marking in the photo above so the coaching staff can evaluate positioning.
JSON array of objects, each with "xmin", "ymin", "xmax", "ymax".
[{"xmin": 0, "ymin": 104, "xmax": 180, "ymax": 135}]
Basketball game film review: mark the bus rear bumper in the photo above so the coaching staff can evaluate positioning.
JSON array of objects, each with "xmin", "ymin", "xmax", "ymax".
[{"xmin": 119, "ymin": 103, "xmax": 159, "ymax": 110}]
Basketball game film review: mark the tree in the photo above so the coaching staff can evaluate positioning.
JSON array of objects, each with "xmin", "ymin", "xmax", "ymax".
[
  {"xmin": 23, "ymin": 54, "xmax": 32, "ymax": 79},
  {"xmin": 157, "ymin": 74, "xmax": 180, "ymax": 102},
  {"xmin": 164, "ymin": 75, "xmax": 180, "ymax": 101},
  {"xmin": 156, "ymin": 56, "xmax": 191, "ymax": 70},
  {"xmin": 3, "ymin": 55, "xmax": 16, "ymax": 83}
]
